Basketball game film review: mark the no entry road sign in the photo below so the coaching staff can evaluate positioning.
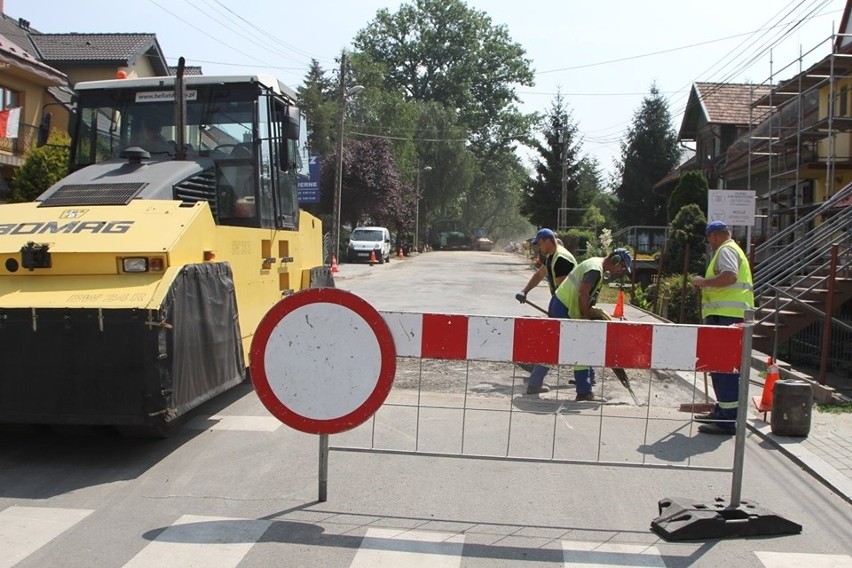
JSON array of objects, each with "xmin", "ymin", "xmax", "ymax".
[{"xmin": 250, "ymin": 288, "xmax": 396, "ymax": 434}]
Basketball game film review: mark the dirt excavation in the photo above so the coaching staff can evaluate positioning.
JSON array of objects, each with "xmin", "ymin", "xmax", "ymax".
[{"xmin": 390, "ymin": 358, "xmax": 702, "ymax": 409}]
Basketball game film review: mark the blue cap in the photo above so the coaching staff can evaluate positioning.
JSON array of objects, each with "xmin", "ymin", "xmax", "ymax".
[
  {"xmin": 531, "ymin": 228, "xmax": 556, "ymax": 244},
  {"xmin": 705, "ymin": 220, "xmax": 730, "ymax": 234},
  {"xmin": 611, "ymin": 247, "xmax": 632, "ymax": 275}
]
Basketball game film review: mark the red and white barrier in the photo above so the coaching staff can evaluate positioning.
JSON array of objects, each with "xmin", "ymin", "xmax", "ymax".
[
  {"xmin": 250, "ymin": 289, "xmax": 745, "ymax": 436},
  {"xmin": 381, "ymin": 312, "xmax": 742, "ymax": 373}
]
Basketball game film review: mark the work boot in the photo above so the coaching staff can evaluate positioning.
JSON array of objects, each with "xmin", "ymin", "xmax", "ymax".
[
  {"xmin": 526, "ymin": 385, "xmax": 550, "ymax": 395},
  {"xmin": 694, "ymin": 413, "xmax": 716, "ymax": 423},
  {"xmin": 698, "ymin": 423, "xmax": 735, "ymax": 436},
  {"xmin": 574, "ymin": 392, "xmax": 607, "ymax": 403},
  {"xmin": 526, "ymin": 365, "xmax": 549, "ymax": 390}
]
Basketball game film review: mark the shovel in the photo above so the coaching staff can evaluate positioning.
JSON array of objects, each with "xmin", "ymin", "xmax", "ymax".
[
  {"xmin": 587, "ymin": 306, "xmax": 640, "ymax": 406},
  {"xmin": 677, "ymin": 289, "xmax": 715, "ymax": 414},
  {"xmin": 519, "ymin": 300, "xmax": 641, "ymax": 406},
  {"xmin": 521, "ymin": 297, "xmax": 549, "ymax": 316},
  {"xmin": 678, "ymin": 373, "xmax": 715, "ymax": 413}
]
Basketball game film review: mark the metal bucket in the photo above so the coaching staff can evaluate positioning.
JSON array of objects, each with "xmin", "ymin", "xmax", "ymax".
[{"xmin": 770, "ymin": 380, "xmax": 813, "ymax": 437}]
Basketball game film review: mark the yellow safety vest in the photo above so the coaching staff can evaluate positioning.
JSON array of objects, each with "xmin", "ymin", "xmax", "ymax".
[
  {"xmin": 555, "ymin": 257, "xmax": 604, "ymax": 319},
  {"xmin": 546, "ymin": 245, "xmax": 577, "ymax": 294},
  {"xmin": 701, "ymin": 240, "xmax": 754, "ymax": 318}
]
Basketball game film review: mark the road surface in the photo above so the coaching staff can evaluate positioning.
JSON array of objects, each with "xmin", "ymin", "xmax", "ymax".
[{"xmin": 0, "ymin": 250, "xmax": 850, "ymax": 567}]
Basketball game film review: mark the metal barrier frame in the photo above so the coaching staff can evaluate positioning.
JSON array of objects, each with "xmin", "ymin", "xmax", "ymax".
[{"xmin": 307, "ymin": 306, "xmax": 801, "ymax": 539}]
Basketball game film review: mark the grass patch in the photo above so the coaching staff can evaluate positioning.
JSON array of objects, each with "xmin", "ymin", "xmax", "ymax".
[{"xmin": 815, "ymin": 401, "xmax": 852, "ymax": 414}]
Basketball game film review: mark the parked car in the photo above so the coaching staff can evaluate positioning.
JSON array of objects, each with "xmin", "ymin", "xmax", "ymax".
[
  {"xmin": 347, "ymin": 226, "xmax": 392, "ymax": 263},
  {"xmin": 471, "ymin": 227, "xmax": 494, "ymax": 251}
]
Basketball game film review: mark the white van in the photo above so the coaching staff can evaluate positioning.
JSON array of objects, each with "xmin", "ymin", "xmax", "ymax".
[{"xmin": 347, "ymin": 226, "xmax": 392, "ymax": 264}]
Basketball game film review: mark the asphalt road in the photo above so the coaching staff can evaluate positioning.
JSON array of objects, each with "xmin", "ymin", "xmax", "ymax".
[{"xmin": 0, "ymin": 250, "xmax": 850, "ymax": 567}]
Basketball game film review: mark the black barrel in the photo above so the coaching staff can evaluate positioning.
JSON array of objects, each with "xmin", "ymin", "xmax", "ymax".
[{"xmin": 770, "ymin": 380, "xmax": 813, "ymax": 437}]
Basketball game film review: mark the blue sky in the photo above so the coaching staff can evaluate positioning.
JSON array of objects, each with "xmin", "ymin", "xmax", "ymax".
[{"xmin": 5, "ymin": 0, "xmax": 847, "ymax": 176}]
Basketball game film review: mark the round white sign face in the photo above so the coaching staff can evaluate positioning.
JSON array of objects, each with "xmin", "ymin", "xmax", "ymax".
[{"xmin": 250, "ymin": 288, "xmax": 395, "ymax": 434}]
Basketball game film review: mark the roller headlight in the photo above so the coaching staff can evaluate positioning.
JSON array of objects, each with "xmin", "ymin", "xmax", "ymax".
[{"xmin": 122, "ymin": 257, "xmax": 148, "ymax": 272}]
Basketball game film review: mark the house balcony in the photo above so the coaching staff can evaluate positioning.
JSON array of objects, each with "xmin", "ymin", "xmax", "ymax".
[{"xmin": 0, "ymin": 123, "xmax": 39, "ymax": 167}]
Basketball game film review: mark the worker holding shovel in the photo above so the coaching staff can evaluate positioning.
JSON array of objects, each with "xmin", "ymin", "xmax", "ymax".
[
  {"xmin": 515, "ymin": 228, "xmax": 576, "ymax": 395},
  {"xmin": 554, "ymin": 248, "xmax": 633, "ymax": 402}
]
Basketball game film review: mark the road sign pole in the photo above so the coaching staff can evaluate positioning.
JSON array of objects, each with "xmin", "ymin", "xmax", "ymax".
[
  {"xmin": 250, "ymin": 289, "xmax": 396, "ymax": 503},
  {"xmin": 319, "ymin": 434, "xmax": 329, "ymax": 502}
]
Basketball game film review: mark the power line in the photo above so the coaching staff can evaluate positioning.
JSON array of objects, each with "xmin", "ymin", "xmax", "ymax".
[
  {"xmin": 163, "ymin": 57, "xmax": 305, "ymax": 71},
  {"xmin": 209, "ymin": 0, "xmax": 330, "ymax": 63},
  {"xmin": 147, "ymin": 0, "xmax": 278, "ymax": 69}
]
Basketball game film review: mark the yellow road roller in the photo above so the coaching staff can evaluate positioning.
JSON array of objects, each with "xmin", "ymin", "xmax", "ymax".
[{"xmin": 0, "ymin": 68, "xmax": 329, "ymax": 435}]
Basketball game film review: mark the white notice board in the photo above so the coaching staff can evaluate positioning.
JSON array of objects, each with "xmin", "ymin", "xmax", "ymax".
[{"xmin": 707, "ymin": 190, "xmax": 755, "ymax": 226}]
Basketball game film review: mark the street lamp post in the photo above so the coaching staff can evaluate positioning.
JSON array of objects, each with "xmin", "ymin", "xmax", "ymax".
[
  {"xmin": 330, "ymin": 51, "xmax": 363, "ymax": 264},
  {"xmin": 415, "ymin": 165, "xmax": 431, "ymax": 254}
]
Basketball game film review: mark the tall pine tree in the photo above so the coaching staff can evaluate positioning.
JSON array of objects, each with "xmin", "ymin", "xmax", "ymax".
[
  {"xmin": 295, "ymin": 59, "xmax": 337, "ymax": 159},
  {"xmin": 614, "ymin": 84, "xmax": 680, "ymax": 228},
  {"xmin": 522, "ymin": 91, "xmax": 583, "ymax": 230}
]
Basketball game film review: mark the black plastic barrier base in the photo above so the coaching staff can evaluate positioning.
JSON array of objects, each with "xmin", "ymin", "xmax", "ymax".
[{"xmin": 651, "ymin": 497, "xmax": 802, "ymax": 541}]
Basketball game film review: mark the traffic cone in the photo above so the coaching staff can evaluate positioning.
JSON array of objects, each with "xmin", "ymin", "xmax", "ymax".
[
  {"xmin": 331, "ymin": 255, "xmax": 339, "ymax": 274},
  {"xmin": 753, "ymin": 357, "xmax": 780, "ymax": 414},
  {"xmin": 369, "ymin": 250, "xmax": 377, "ymax": 266},
  {"xmin": 398, "ymin": 247, "xmax": 404, "ymax": 259},
  {"xmin": 612, "ymin": 290, "xmax": 625, "ymax": 319}
]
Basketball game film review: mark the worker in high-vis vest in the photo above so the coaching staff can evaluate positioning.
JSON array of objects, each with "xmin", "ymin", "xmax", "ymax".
[
  {"xmin": 516, "ymin": 228, "xmax": 577, "ymax": 394},
  {"xmin": 692, "ymin": 220, "xmax": 754, "ymax": 435},
  {"xmin": 554, "ymin": 248, "xmax": 632, "ymax": 402}
]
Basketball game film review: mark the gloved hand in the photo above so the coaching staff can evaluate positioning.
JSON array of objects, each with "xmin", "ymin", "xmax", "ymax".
[
  {"xmin": 589, "ymin": 307, "xmax": 613, "ymax": 321},
  {"xmin": 515, "ymin": 291, "xmax": 527, "ymax": 304}
]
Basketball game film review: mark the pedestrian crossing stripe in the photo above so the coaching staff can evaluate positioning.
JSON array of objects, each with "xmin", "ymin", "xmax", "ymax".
[
  {"xmin": 123, "ymin": 515, "xmax": 271, "ymax": 568},
  {"xmin": 755, "ymin": 550, "xmax": 852, "ymax": 567},
  {"xmin": 3, "ymin": 506, "xmax": 852, "ymax": 567},
  {"xmin": 350, "ymin": 528, "xmax": 465, "ymax": 568},
  {"xmin": 0, "ymin": 506, "xmax": 93, "ymax": 568},
  {"xmin": 562, "ymin": 540, "xmax": 665, "ymax": 567}
]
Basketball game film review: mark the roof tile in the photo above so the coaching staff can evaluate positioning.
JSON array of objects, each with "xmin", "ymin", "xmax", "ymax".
[
  {"xmin": 31, "ymin": 33, "xmax": 156, "ymax": 63},
  {"xmin": 694, "ymin": 82, "xmax": 772, "ymax": 124}
]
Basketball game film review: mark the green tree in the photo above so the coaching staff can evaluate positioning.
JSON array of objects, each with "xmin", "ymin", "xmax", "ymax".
[
  {"xmin": 662, "ymin": 203, "xmax": 707, "ymax": 275},
  {"xmin": 353, "ymin": 0, "xmax": 535, "ymax": 153},
  {"xmin": 522, "ymin": 91, "xmax": 583, "ymax": 229},
  {"xmin": 348, "ymin": 51, "xmax": 420, "ymax": 171},
  {"xmin": 648, "ymin": 273, "xmax": 702, "ymax": 324},
  {"xmin": 577, "ymin": 156, "xmax": 605, "ymax": 215},
  {"xmin": 320, "ymin": 137, "xmax": 406, "ymax": 239},
  {"xmin": 614, "ymin": 84, "xmax": 680, "ymax": 227},
  {"xmin": 296, "ymin": 59, "xmax": 337, "ymax": 160},
  {"xmin": 12, "ymin": 131, "xmax": 70, "ymax": 202},
  {"xmin": 460, "ymin": 147, "xmax": 529, "ymax": 242},
  {"xmin": 590, "ymin": 191, "xmax": 617, "ymax": 228},
  {"xmin": 667, "ymin": 169, "xmax": 708, "ymax": 222},
  {"xmin": 414, "ymin": 101, "xmax": 475, "ymax": 225},
  {"xmin": 580, "ymin": 204, "xmax": 606, "ymax": 229}
]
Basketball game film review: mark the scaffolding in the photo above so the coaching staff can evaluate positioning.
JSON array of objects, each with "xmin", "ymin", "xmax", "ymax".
[
  {"xmin": 747, "ymin": 32, "xmax": 852, "ymax": 247},
  {"xmin": 743, "ymin": 32, "xmax": 852, "ymax": 376}
]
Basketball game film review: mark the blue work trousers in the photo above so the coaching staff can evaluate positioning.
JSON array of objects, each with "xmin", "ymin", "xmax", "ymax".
[
  {"xmin": 527, "ymin": 296, "xmax": 595, "ymax": 393},
  {"xmin": 705, "ymin": 314, "xmax": 743, "ymax": 429}
]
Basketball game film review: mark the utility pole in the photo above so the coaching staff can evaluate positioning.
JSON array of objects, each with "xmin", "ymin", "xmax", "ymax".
[
  {"xmin": 559, "ymin": 126, "xmax": 568, "ymax": 231},
  {"xmin": 415, "ymin": 163, "xmax": 432, "ymax": 253},
  {"xmin": 329, "ymin": 53, "xmax": 364, "ymax": 264},
  {"xmin": 330, "ymin": 53, "xmax": 346, "ymax": 265}
]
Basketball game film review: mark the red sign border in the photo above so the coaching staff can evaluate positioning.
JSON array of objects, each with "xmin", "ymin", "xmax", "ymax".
[{"xmin": 250, "ymin": 288, "xmax": 396, "ymax": 434}]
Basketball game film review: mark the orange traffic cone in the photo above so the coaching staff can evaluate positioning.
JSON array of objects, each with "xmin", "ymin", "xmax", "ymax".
[
  {"xmin": 369, "ymin": 250, "xmax": 377, "ymax": 266},
  {"xmin": 753, "ymin": 357, "xmax": 780, "ymax": 414},
  {"xmin": 398, "ymin": 247, "xmax": 404, "ymax": 259},
  {"xmin": 331, "ymin": 255, "xmax": 339, "ymax": 274},
  {"xmin": 612, "ymin": 289, "xmax": 625, "ymax": 319}
]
